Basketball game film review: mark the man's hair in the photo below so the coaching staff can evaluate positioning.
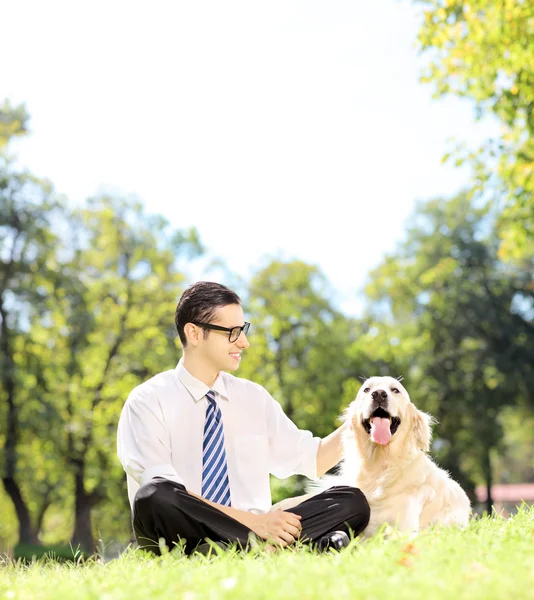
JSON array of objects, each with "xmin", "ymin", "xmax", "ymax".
[{"xmin": 175, "ymin": 281, "xmax": 242, "ymax": 347}]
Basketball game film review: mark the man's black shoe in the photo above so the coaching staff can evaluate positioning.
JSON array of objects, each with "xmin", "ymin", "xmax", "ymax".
[{"xmin": 317, "ymin": 530, "xmax": 350, "ymax": 553}]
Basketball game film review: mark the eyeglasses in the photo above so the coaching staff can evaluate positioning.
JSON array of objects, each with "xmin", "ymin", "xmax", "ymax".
[{"xmin": 191, "ymin": 321, "xmax": 251, "ymax": 343}]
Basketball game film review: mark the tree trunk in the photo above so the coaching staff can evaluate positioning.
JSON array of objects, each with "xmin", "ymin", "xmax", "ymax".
[
  {"xmin": 70, "ymin": 464, "xmax": 94, "ymax": 555},
  {"xmin": 275, "ymin": 339, "xmax": 295, "ymax": 420},
  {"xmin": 1, "ymin": 477, "xmax": 39, "ymax": 545},
  {"xmin": 36, "ymin": 486, "xmax": 53, "ymax": 536},
  {"xmin": 0, "ymin": 296, "xmax": 39, "ymax": 545},
  {"xmin": 483, "ymin": 446, "xmax": 493, "ymax": 515}
]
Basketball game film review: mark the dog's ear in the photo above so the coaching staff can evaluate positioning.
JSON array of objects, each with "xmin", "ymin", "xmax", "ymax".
[
  {"xmin": 346, "ymin": 401, "xmax": 361, "ymax": 436},
  {"xmin": 408, "ymin": 403, "xmax": 433, "ymax": 452}
]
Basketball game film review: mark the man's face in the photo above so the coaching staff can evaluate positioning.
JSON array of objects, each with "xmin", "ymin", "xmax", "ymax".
[{"xmin": 197, "ymin": 303, "xmax": 250, "ymax": 372}]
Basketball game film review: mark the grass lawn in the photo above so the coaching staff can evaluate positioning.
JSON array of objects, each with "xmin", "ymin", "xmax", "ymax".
[{"xmin": 1, "ymin": 505, "xmax": 533, "ymax": 600}]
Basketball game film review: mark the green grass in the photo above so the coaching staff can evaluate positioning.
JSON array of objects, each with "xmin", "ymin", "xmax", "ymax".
[{"xmin": 1, "ymin": 505, "xmax": 534, "ymax": 600}]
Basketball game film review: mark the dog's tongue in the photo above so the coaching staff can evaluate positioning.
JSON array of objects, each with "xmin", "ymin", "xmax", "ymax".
[{"xmin": 370, "ymin": 417, "xmax": 392, "ymax": 445}]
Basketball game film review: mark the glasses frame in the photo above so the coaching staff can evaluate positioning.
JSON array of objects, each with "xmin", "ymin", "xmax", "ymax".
[{"xmin": 191, "ymin": 321, "xmax": 250, "ymax": 343}]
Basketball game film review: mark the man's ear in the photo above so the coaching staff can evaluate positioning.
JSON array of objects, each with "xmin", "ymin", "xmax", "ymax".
[
  {"xmin": 184, "ymin": 323, "xmax": 201, "ymax": 346},
  {"xmin": 408, "ymin": 403, "xmax": 434, "ymax": 452}
]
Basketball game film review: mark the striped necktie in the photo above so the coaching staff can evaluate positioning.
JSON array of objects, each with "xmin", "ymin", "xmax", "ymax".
[{"xmin": 201, "ymin": 390, "xmax": 231, "ymax": 506}]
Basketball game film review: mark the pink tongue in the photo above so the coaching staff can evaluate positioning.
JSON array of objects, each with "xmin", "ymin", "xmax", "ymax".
[{"xmin": 370, "ymin": 417, "xmax": 392, "ymax": 445}]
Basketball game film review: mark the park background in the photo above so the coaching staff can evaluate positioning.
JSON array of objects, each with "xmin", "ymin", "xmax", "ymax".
[{"xmin": 1, "ymin": 0, "xmax": 533, "ymax": 560}]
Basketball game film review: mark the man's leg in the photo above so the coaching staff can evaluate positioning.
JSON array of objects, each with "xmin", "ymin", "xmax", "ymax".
[
  {"xmin": 133, "ymin": 477, "xmax": 253, "ymax": 555},
  {"xmin": 288, "ymin": 486, "xmax": 370, "ymax": 544}
]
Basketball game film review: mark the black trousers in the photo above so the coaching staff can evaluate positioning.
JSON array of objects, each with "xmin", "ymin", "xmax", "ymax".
[{"xmin": 133, "ymin": 477, "xmax": 370, "ymax": 555}]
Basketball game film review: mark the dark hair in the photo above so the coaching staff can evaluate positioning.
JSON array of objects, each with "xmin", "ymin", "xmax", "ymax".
[{"xmin": 175, "ymin": 281, "xmax": 242, "ymax": 347}]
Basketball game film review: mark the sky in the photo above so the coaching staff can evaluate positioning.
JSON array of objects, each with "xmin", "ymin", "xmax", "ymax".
[{"xmin": 1, "ymin": 0, "xmax": 499, "ymax": 316}]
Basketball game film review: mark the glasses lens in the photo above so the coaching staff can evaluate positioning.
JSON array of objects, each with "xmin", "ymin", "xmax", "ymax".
[{"xmin": 229, "ymin": 323, "xmax": 250, "ymax": 343}]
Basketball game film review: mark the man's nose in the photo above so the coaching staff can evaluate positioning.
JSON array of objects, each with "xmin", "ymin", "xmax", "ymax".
[
  {"xmin": 236, "ymin": 331, "xmax": 249, "ymax": 349},
  {"xmin": 371, "ymin": 389, "xmax": 388, "ymax": 402}
]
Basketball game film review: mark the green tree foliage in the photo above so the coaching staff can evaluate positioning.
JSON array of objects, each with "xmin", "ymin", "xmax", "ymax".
[
  {"xmin": 415, "ymin": 0, "xmax": 534, "ymax": 261},
  {"xmin": 0, "ymin": 100, "xmax": 29, "ymax": 151},
  {"xmin": 0, "ymin": 152, "xmax": 64, "ymax": 545},
  {"xmin": 494, "ymin": 406, "xmax": 534, "ymax": 485},
  {"xmin": 243, "ymin": 260, "xmax": 357, "ymax": 437}
]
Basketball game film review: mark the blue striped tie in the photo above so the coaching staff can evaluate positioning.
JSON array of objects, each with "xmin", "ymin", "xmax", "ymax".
[{"xmin": 201, "ymin": 391, "xmax": 231, "ymax": 506}]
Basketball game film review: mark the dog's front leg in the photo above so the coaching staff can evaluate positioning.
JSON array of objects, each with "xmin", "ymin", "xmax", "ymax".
[{"xmin": 392, "ymin": 495, "xmax": 422, "ymax": 534}]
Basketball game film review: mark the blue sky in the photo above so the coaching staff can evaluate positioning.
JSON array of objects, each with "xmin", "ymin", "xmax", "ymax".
[{"xmin": 2, "ymin": 0, "xmax": 498, "ymax": 315}]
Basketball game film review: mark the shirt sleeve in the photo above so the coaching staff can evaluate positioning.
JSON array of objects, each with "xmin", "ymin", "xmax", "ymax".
[
  {"xmin": 117, "ymin": 388, "xmax": 185, "ymax": 488},
  {"xmin": 265, "ymin": 390, "xmax": 321, "ymax": 481}
]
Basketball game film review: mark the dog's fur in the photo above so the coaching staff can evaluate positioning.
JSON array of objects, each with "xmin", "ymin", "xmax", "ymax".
[{"xmin": 272, "ymin": 376, "xmax": 471, "ymax": 536}]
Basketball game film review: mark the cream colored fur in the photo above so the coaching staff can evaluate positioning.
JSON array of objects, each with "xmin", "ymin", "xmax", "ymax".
[{"xmin": 272, "ymin": 376, "xmax": 471, "ymax": 536}]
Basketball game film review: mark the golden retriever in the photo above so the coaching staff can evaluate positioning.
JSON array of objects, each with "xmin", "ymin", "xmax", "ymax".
[{"xmin": 273, "ymin": 376, "xmax": 471, "ymax": 536}]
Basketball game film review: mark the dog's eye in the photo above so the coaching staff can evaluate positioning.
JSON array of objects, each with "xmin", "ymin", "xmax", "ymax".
[
  {"xmin": 392, "ymin": 388, "xmax": 400, "ymax": 394},
  {"xmin": 363, "ymin": 387, "xmax": 370, "ymax": 393}
]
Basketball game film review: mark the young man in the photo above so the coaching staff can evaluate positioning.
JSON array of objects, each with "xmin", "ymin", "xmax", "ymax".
[{"xmin": 117, "ymin": 281, "xmax": 369, "ymax": 555}]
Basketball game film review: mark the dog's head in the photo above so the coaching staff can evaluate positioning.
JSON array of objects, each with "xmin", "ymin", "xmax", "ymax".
[{"xmin": 347, "ymin": 376, "xmax": 433, "ymax": 453}]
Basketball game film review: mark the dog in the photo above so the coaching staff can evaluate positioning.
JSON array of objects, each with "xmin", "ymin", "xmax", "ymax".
[{"xmin": 272, "ymin": 376, "xmax": 471, "ymax": 536}]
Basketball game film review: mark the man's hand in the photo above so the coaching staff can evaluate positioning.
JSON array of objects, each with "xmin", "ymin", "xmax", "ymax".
[
  {"xmin": 247, "ymin": 510, "xmax": 302, "ymax": 547},
  {"xmin": 187, "ymin": 489, "xmax": 302, "ymax": 546}
]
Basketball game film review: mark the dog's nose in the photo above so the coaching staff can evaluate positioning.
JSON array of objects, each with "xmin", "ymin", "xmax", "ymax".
[{"xmin": 371, "ymin": 389, "xmax": 388, "ymax": 402}]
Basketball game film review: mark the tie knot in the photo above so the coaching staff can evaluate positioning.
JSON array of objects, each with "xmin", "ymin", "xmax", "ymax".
[{"xmin": 206, "ymin": 390, "xmax": 216, "ymax": 406}]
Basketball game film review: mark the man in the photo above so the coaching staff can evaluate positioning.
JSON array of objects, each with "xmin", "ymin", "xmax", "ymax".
[{"xmin": 117, "ymin": 281, "xmax": 369, "ymax": 555}]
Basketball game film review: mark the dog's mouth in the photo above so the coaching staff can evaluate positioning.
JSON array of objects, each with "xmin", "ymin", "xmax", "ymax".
[{"xmin": 362, "ymin": 407, "xmax": 401, "ymax": 445}]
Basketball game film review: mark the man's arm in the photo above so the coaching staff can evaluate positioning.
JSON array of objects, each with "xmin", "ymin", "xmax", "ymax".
[
  {"xmin": 265, "ymin": 388, "xmax": 347, "ymax": 480},
  {"xmin": 316, "ymin": 421, "xmax": 348, "ymax": 477},
  {"xmin": 117, "ymin": 391, "xmax": 186, "ymax": 488}
]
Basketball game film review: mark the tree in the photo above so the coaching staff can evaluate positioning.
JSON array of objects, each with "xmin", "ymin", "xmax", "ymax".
[
  {"xmin": 415, "ymin": 0, "xmax": 534, "ymax": 262},
  {"xmin": 0, "ymin": 156, "xmax": 64, "ymax": 545},
  {"xmin": 0, "ymin": 101, "xmax": 29, "ymax": 151}
]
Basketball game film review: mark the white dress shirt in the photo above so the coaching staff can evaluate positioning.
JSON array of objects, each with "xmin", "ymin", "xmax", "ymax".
[{"xmin": 117, "ymin": 361, "xmax": 320, "ymax": 514}]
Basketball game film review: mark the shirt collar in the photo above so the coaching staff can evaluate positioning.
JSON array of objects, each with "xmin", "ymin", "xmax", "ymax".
[{"xmin": 175, "ymin": 359, "xmax": 229, "ymax": 402}]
